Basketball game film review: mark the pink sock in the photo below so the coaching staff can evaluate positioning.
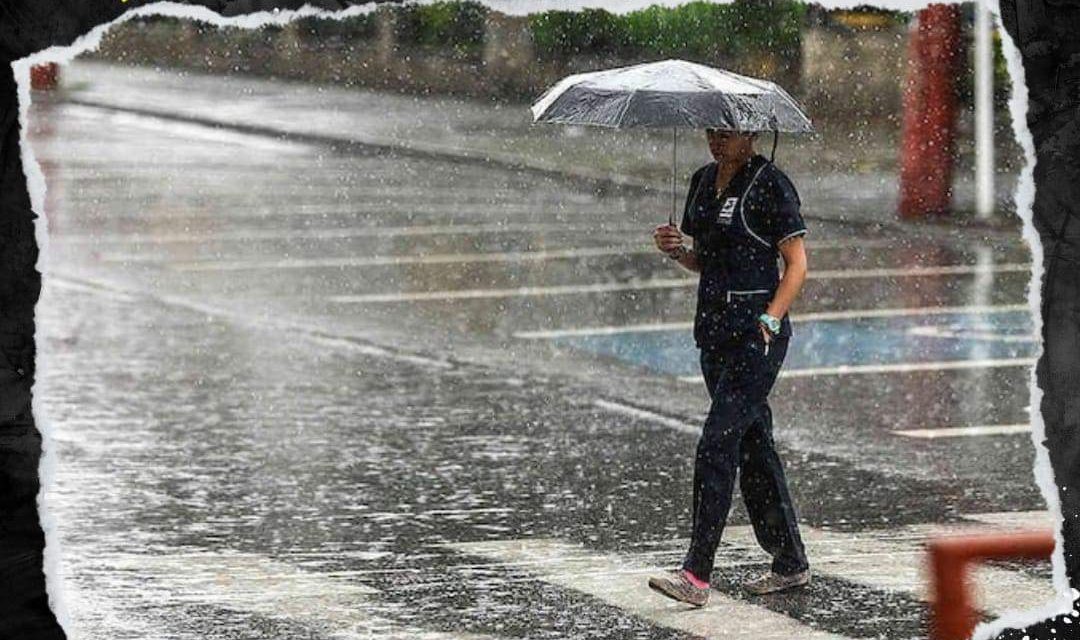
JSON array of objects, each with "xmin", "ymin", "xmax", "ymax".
[{"xmin": 682, "ymin": 569, "xmax": 709, "ymax": 589}]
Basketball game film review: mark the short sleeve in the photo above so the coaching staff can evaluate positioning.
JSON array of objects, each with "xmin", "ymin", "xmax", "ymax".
[
  {"xmin": 679, "ymin": 165, "xmax": 708, "ymax": 237},
  {"xmin": 763, "ymin": 169, "xmax": 807, "ymax": 247}
]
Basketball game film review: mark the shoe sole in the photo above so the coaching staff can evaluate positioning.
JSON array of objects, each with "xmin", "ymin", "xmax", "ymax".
[
  {"xmin": 648, "ymin": 578, "xmax": 709, "ymax": 608},
  {"xmin": 744, "ymin": 574, "xmax": 811, "ymax": 596}
]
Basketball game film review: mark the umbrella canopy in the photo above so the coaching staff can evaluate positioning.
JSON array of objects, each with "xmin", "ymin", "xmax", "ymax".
[{"xmin": 531, "ymin": 59, "xmax": 813, "ymax": 133}]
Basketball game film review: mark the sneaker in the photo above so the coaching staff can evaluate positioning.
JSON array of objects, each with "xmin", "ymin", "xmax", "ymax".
[
  {"xmin": 743, "ymin": 569, "xmax": 811, "ymax": 595},
  {"xmin": 648, "ymin": 570, "xmax": 710, "ymax": 607}
]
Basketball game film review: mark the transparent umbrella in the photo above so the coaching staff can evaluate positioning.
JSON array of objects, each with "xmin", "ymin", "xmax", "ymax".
[{"xmin": 530, "ymin": 59, "xmax": 815, "ymax": 225}]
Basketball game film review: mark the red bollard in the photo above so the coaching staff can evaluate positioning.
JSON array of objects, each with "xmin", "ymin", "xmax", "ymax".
[
  {"xmin": 31, "ymin": 63, "xmax": 59, "ymax": 91},
  {"xmin": 928, "ymin": 531, "xmax": 1056, "ymax": 640},
  {"xmin": 898, "ymin": 4, "xmax": 964, "ymax": 220}
]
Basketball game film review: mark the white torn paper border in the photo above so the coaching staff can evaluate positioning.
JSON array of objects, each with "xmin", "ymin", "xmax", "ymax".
[{"xmin": 11, "ymin": 0, "xmax": 1067, "ymax": 637}]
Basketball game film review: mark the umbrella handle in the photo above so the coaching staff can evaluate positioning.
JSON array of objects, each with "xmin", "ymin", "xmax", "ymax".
[{"xmin": 670, "ymin": 127, "xmax": 677, "ymax": 227}]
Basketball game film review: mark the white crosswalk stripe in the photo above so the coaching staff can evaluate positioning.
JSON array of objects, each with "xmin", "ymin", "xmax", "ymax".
[
  {"xmin": 721, "ymin": 515, "xmax": 1058, "ymax": 615},
  {"xmin": 446, "ymin": 512, "xmax": 1061, "ymax": 640},
  {"xmin": 449, "ymin": 538, "xmax": 847, "ymax": 639},
  {"xmin": 61, "ymin": 551, "xmax": 492, "ymax": 640}
]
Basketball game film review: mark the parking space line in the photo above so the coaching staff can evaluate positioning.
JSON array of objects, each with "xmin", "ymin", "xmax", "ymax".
[
  {"xmin": 46, "ymin": 272, "xmax": 453, "ymax": 370},
  {"xmin": 55, "ymin": 222, "xmax": 649, "ymax": 244},
  {"xmin": 332, "ymin": 279, "xmax": 690, "ymax": 303},
  {"xmin": 593, "ymin": 399, "xmax": 699, "ymax": 436},
  {"xmin": 520, "ymin": 321, "xmax": 693, "ymax": 339},
  {"xmin": 673, "ymin": 358, "xmax": 1035, "ymax": 382},
  {"xmin": 811, "ymin": 263, "xmax": 1030, "ymax": 279},
  {"xmin": 893, "ymin": 424, "xmax": 1031, "ymax": 438},
  {"xmin": 758, "ymin": 357, "xmax": 1037, "ymax": 379},
  {"xmin": 104, "ymin": 243, "xmax": 651, "ymax": 265},
  {"xmin": 166, "ymin": 246, "xmax": 658, "ymax": 270},
  {"xmin": 513, "ymin": 304, "xmax": 1029, "ymax": 339},
  {"xmin": 60, "ymin": 225, "xmax": 901, "ymax": 247},
  {"xmin": 330, "ymin": 265, "xmax": 1030, "ymax": 304},
  {"xmin": 595, "ymin": 397, "xmax": 1033, "ymax": 443},
  {"xmin": 164, "ymin": 243, "xmax": 1030, "ymax": 274}
]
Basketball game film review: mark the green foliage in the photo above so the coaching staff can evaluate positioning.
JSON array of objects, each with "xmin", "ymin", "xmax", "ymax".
[
  {"xmin": 528, "ymin": 9, "xmax": 621, "ymax": 56},
  {"xmin": 295, "ymin": 14, "xmax": 377, "ymax": 41},
  {"xmin": 527, "ymin": 1, "xmax": 805, "ymax": 61},
  {"xmin": 992, "ymin": 30, "xmax": 1012, "ymax": 103},
  {"xmin": 397, "ymin": 1, "xmax": 489, "ymax": 52},
  {"xmin": 620, "ymin": 3, "xmax": 729, "ymax": 58}
]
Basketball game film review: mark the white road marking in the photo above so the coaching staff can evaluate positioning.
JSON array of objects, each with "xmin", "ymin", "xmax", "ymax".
[
  {"xmin": 55, "ymin": 222, "xmax": 650, "ymax": 244},
  {"xmin": 811, "ymin": 262, "xmax": 1031, "ymax": 279},
  {"xmin": 906, "ymin": 325, "xmax": 1037, "ymax": 343},
  {"xmin": 63, "ymin": 103, "xmax": 316, "ymax": 154},
  {"xmin": 447, "ymin": 538, "xmax": 847, "ymax": 640},
  {"xmin": 596, "ymin": 396, "xmax": 1031, "ymax": 443},
  {"xmin": 166, "ymin": 246, "xmax": 658, "ymax": 271},
  {"xmin": 44, "ymin": 276, "xmax": 141, "ymax": 303},
  {"xmin": 719, "ymin": 522, "xmax": 1058, "ymax": 615},
  {"xmin": 965, "ymin": 511, "xmax": 1055, "ymax": 529},
  {"xmin": 514, "ymin": 304, "xmax": 1030, "ymax": 339},
  {"xmin": 593, "ymin": 399, "xmax": 699, "ymax": 436},
  {"xmin": 519, "ymin": 320, "xmax": 693, "ymax": 339},
  {"xmin": 59, "ymin": 225, "xmax": 903, "ymax": 248},
  {"xmin": 762, "ymin": 357, "xmax": 1037, "ymax": 380},
  {"xmin": 66, "ymin": 551, "xmax": 488, "ymax": 639},
  {"xmin": 671, "ymin": 357, "xmax": 1037, "ymax": 382},
  {"xmin": 109, "ymin": 239, "xmax": 910, "ymax": 266},
  {"xmin": 328, "ymin": 264, "xmax": 1031, "ymax": 304},
  {"xmin": 152, "ymin": 241, "xmax": 1032, "ymax": 275},
  {"xmin": 447, "ymin": 515, "xmax": 1058, "ymax": 636},
  {"xmin": 332, "ymin": 279, "xmax": 690, "ymax": 304},
  {"xmin": 893, "ymin": 424, "xmax": 1032, "ymax": 439},
  {"xmin": 45, "ymin": 272, "xmax": 453, "ymax": 370},
  {"xmin": 793, "ymin": 303, "xmax": 1029, "ymax": 322}
]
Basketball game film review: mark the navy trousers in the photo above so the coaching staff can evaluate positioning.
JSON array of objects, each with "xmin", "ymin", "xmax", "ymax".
[{"xmin": 682, "ymin": 334, "xmax": 809, "ymax": 581}]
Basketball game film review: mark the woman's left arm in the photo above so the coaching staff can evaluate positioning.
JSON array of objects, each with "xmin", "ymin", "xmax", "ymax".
[{"xmin": 761, "ymin": 237, "xmax": 808, "ymax": 341}]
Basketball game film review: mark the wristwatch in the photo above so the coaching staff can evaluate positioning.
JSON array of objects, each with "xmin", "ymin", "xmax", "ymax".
[
  {"xmin": 758, "ymin": 313, "xmax": 781, "ymax": 335},
  {"xmin": 668, "ymin": 245, "xmax": 689, "ymax": 260}
]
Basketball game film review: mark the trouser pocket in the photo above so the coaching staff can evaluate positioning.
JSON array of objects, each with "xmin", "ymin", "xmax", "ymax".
[{"xmin": 724, "ymin": 290, "xmax": 771, "ymax": 341}]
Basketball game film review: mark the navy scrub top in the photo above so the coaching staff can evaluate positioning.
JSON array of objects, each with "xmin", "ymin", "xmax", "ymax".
[{"xmin": 679, "ymin": 154, "xmax": 807, "ymax": 349}]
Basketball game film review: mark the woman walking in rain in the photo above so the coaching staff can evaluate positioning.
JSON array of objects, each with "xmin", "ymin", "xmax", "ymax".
[{"xmin": 648, "ymin": 128, "xmax": 811, "ymax": 607}]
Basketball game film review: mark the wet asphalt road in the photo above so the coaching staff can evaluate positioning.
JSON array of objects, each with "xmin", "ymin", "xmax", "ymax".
[{"xmin": 29, "ymin": 90, "xmax": 1055, "ymax": 640}]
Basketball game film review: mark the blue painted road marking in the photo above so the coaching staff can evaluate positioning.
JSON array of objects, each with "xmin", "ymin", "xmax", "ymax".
[{"xmin": 548, "ymin": 310, "xmax": 1037, "ymax": 378}]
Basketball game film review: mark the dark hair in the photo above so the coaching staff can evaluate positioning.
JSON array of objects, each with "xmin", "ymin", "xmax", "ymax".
[{"xmin": 705, "ymin": 129, "xmax": 758, "ymax": 138}]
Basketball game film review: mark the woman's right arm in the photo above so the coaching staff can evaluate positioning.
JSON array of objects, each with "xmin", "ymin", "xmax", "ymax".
[
  {"xmin": 652, "ymin": 226, "xmax": 701, "ymax": 273},
  {"xmin": 654, "ymin": 165, "xmax": 706, "ymax": 273},
  {"xmin": 674, "ymin": 245, "xmax": 702, "ymax": 273}
]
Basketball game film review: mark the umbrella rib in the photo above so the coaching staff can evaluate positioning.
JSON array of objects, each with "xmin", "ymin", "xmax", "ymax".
[{"xmin": 614, "ymin": 88, "xmax": 637, "ymax": 128}]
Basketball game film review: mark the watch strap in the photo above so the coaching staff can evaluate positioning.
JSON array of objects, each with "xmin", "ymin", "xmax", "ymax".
[{"xmin": 758, "ymin": 313, "xmax": 781, "ymax": 334}]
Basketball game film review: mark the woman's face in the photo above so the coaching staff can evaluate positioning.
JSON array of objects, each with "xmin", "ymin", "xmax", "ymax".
[{"xmin": 706, "ymin": 129, "xmax": 751, "ymax": 162}]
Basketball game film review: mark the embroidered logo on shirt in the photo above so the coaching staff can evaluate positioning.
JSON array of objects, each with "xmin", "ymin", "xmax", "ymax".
[{"xmin": 718, "ymin": 197, "xmax": 738, "ymax": 224}]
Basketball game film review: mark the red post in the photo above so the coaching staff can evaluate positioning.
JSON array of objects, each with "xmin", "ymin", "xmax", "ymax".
[
  {"xmin": 30, "ymin": 63, "xmax": 59, "ymax": 91},
  {"xmin": 928, "ymin": 531, "xmax": 1056, "ymax": 640},
  {"xmin": 898, "ymin": 4, "xmax": 964, "ymax": 220}
]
